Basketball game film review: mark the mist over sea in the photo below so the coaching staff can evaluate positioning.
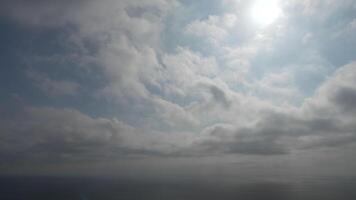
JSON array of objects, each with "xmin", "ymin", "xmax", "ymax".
[{"xmin": 1, "ymin": 175, "xmax": 356, "ymax": 200}]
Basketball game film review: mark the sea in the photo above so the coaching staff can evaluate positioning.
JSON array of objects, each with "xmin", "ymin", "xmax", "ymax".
[{"xmin": 1, "ymin": 175, "xmax": 356, "ymax": 200}]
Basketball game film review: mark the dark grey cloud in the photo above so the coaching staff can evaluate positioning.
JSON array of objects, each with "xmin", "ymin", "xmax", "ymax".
[
  {"xmin": 26, "ymin": 70, "xmax": 81, "ymax": 97},
  {"xmin": 332, "ymin": 86, "xmax": 356, "ymax": 113},
  {"xmin": 0, "ymin": 0, "xmax": 84, "ymax": 27},
  {"xmin": 208, "ymin": 85, "xmax": 232, "ymax": 108}
]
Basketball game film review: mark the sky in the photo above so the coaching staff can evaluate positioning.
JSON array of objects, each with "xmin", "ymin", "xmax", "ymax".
[{"xmin": 1, "ymin": 0, "xmax": 356, "ymax": 179}]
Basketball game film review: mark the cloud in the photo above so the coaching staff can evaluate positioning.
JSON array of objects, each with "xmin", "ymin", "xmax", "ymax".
[
  {"xmin": 159, "ymin": 47, "xmax": 218, "ymax": 97},
  {"xmin": 303, "ymin": 62, "xmax": 356, "ymax": 115},
  {"xmin": 247, "ymin": 71, "xmax": 301, "ymax": 104},
  {"xmin": 0, "ymin": 107, "xmax": 127, "ymax": 163},
  {"xmin": 189, "ymin": 123, "xmax": 289, "ymax": 155},
  {"xmin": 1, "ymin": 0, "xmax": 356, "ymax": 174},
  {"xmin": 184, "ymin": 62, "xmax": 356, "ymax": 156},
  {"xmin": 184, "ymin": 14, "xmax": 237, "ymax": 45},
  {"xmin": 208, "ymin": 85, "xmax": 232, "ymax": 108},
  {"xmin": 194, "ymin": 80, "xmax": 233, "ymax": 109},
  {"xmin": 0, "ymin": 106, "xmax": 194, "ymax": 165},
  {"xmin": 2, "ymin": 63, "xmax": 356, "ymax": 166},
  {"xmin": 27, "ymin": 70, "xmax": 80, "ymax": 96},
  {"xmin": 0, "ymin": 0, "xmax": 83, "ymax": 27},
  {"xmin": 288, "ymin": 0, "xmax": 356, "ymax": 20}
]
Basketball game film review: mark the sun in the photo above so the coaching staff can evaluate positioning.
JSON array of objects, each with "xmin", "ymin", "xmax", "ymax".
[{"xmin": 251, "ymin": 0, "xmax": 281, "ymax": 26}]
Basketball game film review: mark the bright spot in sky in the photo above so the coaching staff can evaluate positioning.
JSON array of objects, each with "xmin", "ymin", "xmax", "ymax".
[{"xmin": 251, "ymin": 0, "xmax": 281, "ymax": 26}]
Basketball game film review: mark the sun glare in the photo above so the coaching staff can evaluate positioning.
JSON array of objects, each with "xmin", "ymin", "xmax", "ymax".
[{"xmin": 251, "ymin": 0, "xmax": 281, "ymax": 26}]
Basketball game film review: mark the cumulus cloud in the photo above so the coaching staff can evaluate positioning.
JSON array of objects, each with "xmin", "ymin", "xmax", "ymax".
[
  {"xmin": 3, "ymin": 62, "xmax": 356, "ymax": 165},
  {"xmin": 1, "ymin": 0, "xmax": 356, "ymax": 173},
  {"xmin": 184, "ymin": 62, "xmax": 356, "ymax": 156}
]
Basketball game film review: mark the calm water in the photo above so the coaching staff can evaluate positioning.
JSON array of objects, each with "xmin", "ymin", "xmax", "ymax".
[{"xmin": 1, "ymin": 175, "xmax": 356, "ymax": 200}]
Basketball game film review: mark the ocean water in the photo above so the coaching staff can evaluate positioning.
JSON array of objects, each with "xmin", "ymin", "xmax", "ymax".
[{"xmin": 1, "ymin": 175, "xmax": 356, "ymax": 200}]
